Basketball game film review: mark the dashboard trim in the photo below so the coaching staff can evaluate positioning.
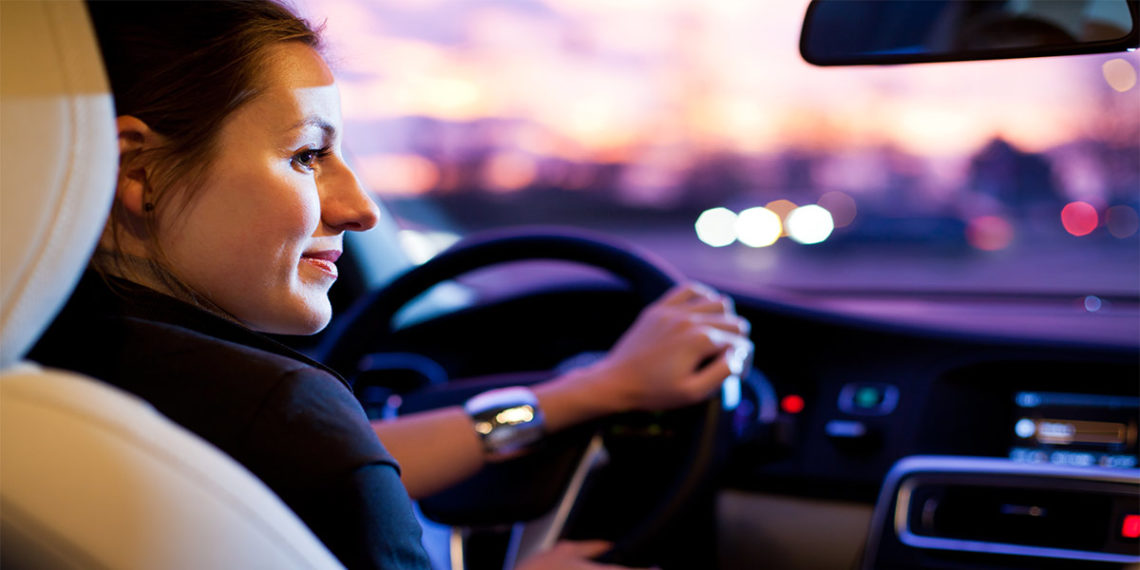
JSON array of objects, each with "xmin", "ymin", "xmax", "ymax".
[{"xmin": 864, "ymin": 456, "xmax": 1140, "ymax": 569}]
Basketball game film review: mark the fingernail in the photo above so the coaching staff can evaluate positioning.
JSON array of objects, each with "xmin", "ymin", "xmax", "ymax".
[
  {"xmin": 730, "ymin": 341, "xmax": 752, "ymax": 374},
  {"xmin": 728, "ymin": 350, "xmax": 745, "ymax": 375}
]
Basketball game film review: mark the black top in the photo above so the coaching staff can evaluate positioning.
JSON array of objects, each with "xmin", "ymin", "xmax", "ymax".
[{"xmin": 30, "ymin": 273, "xmax": 431, "ymax": 569}]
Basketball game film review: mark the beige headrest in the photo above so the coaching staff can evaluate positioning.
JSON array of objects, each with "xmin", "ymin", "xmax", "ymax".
[{"xmin": 0, "ymin": 0, "xmax": 118, "ymax": 367}]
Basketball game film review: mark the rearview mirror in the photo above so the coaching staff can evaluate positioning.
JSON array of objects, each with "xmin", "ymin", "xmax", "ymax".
[{"xmin": 800, "ymin": 0, "xmax": 1139, "ymax": 66}]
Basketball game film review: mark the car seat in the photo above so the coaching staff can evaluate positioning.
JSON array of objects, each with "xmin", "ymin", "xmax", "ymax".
[{"xmin": 0, "ymin": 2, "xmax": 345, "ymax": 568}]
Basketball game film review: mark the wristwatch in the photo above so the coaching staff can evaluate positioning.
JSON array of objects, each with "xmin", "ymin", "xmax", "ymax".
[{"xmin": 464, "ymin": 386, "xmax": 545, "ymax": 459}]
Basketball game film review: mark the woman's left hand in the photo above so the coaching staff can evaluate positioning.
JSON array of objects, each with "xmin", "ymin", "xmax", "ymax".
[{"xmin": 514, "ymin": 540, "xmax": 659, "ymax": 570}]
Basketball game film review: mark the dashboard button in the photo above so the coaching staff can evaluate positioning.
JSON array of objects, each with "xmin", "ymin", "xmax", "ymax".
[
  {"xmin": 826, "ymin": 419, "xmax": 867, "ymax": 438},
  {"xmin": 838, "ymin": 382, "xmax": 899, "ymax": 415},
  {"xmin": 825, "ymin": 419, "xmax": 880, "ymax": 452}
]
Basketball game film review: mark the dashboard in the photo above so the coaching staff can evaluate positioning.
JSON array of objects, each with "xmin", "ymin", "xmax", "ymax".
[
  {"xmin": 722, "ymin": 290, "xmax": 1140, "ymax": 570},
  {"xmin": 326, "ymin": 266, "xmax": 1139, "ymax": 569},
  {"xmin": 726, "ymin": 291, "xmax": 1138, "ymax": 488}
]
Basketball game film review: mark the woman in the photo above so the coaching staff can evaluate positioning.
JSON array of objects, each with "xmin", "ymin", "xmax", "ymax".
[{"xmin": 31, "ymin": 1, "xmax": 752, "ymax": 568}]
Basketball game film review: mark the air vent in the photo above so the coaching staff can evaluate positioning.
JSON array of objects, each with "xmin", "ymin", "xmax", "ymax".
[{"xmin": 864, "ymin": 456, "xmax": 1140, "ymax": 569}]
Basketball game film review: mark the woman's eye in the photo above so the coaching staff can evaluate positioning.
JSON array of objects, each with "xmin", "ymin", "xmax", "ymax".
[{"xmin": 292, "ymin": 147, "xmax": 331, "ymax": 170}]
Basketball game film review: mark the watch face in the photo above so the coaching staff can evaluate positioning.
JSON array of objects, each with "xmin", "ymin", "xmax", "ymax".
[{"xmin": 465, "ymin": 389, "xmax": 545, "ymax": 456}]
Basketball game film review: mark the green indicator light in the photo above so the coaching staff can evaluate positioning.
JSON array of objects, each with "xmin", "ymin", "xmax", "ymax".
[{"xmin": 855, "ymin": 386, "xmax": 882, "ymax": 408}]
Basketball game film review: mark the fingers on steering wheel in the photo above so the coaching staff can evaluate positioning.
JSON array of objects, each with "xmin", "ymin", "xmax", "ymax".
[
  {"xmin": 681, "ymin": 296, "xmax": 736, "ymax": 318},
  {"xmin": 690, "ymin": 312, "xmax": 751, "ymax": 336},
  {"xmin": 688, "ymin": 347, "xmax": 738, "ymax": 397},
  {"xmin": 542, "ymin": 540, "xmax": 658, "ymax": 569},
  {"xmin": 702, "ymin": 323, "xmax": 753, "ymax": 363},
  {"xmin": 661, "ymin": 282, "xmax": 738, "ymax": 319},
  {"xmin": 659, "ymin": 282, "xmax": 721, "ymax": 307},
  {"xmin": 555, "ymin": 539, "xmax": 612, "ymax": 558}
]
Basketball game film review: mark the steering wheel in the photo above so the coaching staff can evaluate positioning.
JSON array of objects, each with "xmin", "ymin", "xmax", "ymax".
[{"xmin": 322, "ymin": 227, "xmax": 726, "ymax": 567}]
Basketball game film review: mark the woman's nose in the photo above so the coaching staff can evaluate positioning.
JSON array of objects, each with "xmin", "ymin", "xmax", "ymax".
[{"xmin": 321, "ymin": 159, "xmax": 380, "ymax": 232}]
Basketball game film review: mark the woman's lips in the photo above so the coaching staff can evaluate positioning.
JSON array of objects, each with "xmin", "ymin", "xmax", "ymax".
[{"xmin": 301, "ymin": 250, "xmax": 341, "ymax": 278}]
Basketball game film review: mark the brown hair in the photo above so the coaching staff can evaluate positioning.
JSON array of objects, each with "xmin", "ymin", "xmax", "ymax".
[{"xmin": 86, "ymin": 0, "xmax": 323, "ymax": 301}]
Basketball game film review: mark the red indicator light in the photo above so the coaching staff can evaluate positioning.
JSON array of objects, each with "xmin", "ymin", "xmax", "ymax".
[
  {"xmin": 1123, "ymin": 514, "xmax": 1140, "ymax": 539},
  {"xmin": 1061, "ymin": 201, "xmax": 1099, "ymax": 237},
  {"xmin": 781, "ymin": 394, "xmax": 805, "ymax": 414}
]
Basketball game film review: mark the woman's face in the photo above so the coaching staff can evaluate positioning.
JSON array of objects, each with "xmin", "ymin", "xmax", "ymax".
[{"xmin": 156, "ymin": 42, "xmax": 379, "ymax": 335}]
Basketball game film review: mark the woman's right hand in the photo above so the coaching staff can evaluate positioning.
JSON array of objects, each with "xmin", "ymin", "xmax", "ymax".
[
  {"xmin": 580, "ymin": 282, "xmax": 753, "ymax": 414},
  {"xmin": 514, "ymin": 541, "xmax": 659, "ymax": 570},
  {"xmin": 532, "ymin": 282, "xmax": 752, "ymax": 434}
]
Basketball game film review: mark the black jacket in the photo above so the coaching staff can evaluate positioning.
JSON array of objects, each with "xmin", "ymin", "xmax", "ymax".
[{"xmin": 31, "ymin": 272, "xmax": 431, "ymax": 569}]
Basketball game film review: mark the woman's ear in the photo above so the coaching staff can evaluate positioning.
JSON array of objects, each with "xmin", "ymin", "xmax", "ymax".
[{"xmin": 115, "ymin": 116, "xmax": 160, "ymax": 217}]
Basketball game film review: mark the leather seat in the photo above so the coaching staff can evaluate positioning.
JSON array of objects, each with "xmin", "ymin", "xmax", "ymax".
[{"xmin": 0, "ymin": 2, "xmax": 344, "ymax": 567}]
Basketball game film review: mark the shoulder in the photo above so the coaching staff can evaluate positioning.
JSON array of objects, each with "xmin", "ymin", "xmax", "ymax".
[
  {"xmin": 30, "ymin": 275, "xmax": 396, "ymax": 481},
  {"xmin": 85, "ymin": 317, "xmax": 323, "ymax": 434},
  {"xmin": 241, "ymin": 363, "xmax": 398, "ymax": 489},
  {"xmin": 121, "ymin": 319, "xmax": 396, "ymax": 484},
  {"xmin": 123, "ymin": 319, "xmax": 394, "ymax": 466}
]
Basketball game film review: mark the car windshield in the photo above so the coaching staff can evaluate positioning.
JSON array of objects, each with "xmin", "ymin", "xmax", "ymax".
[{"xmin": 294, "ymin": 0, "xmax": 1139, "ymax": 298}]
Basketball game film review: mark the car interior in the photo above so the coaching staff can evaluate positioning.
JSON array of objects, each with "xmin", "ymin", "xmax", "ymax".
[{"xmin": 1, "ymin": 1, "xmax": 1137, "ymax": 570}]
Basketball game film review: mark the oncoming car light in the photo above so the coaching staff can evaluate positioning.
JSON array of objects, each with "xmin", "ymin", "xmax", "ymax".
[
  {"xmin": 786, "ymin": 205, "xmax": 835, "ymax": 245},
  {"xmin": 736, "ymin": 207, "xmax": 782, "ymax": 248},
  {"xmin": 696, "ymin": 204, "xmax": 838, "ymax": 247},
  {"xmin": 695, "ymin": 207, "xmax": 739, "ymax": 247}
]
